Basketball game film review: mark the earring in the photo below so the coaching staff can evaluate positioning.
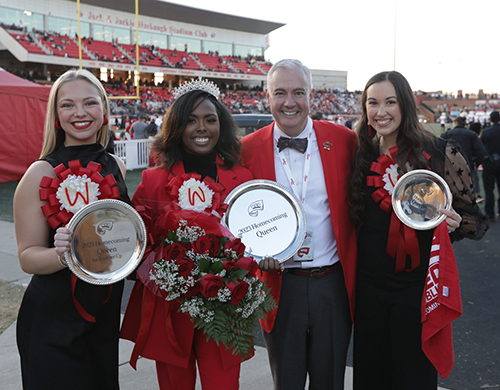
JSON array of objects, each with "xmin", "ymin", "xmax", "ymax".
[
  {"xmin": 55, "ymin": 119, "xmax": 62, "ymax": 130},
  {"xmin": 103, "ymin": 115, "xmax": 109, "ymax": 126}
]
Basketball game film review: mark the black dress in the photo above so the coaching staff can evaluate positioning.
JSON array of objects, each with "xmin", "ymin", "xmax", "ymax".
[
  {"xmin": 353, "ymin": 139, "xmax": 489, "ymax": 390},
  {"xmin": 17, "ymin": 143, "xmax": 131, "ymax": 390}
]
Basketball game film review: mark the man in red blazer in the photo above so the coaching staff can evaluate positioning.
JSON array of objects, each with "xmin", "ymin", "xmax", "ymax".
[{"xmin": 241, "ymin": 59, "xmax": 357, "ymax": 389}]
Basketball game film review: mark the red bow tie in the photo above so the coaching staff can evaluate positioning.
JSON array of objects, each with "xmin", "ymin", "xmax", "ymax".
[{"xmin": 277, "ymin": 136, "xmax": 308, "ymax": 153}]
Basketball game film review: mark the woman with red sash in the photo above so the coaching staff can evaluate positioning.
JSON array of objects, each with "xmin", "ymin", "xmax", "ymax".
[
  {"xmin": 120, "ymin": 78, "xmax": 253, "ymax": 390},
  {"xmin": 14, "ymin": 69, "xmax": 130, "ymax": 390},
  {"xmin": 347, "ymin": 71, "xmax": 489, "ymax": 389}
]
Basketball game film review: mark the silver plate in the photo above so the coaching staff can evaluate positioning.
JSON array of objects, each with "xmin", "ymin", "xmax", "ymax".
[
  {"xmin": 392, "ymin": 170, "xmax": 452, "ymax": 230},
  {"xmin": 65, "ymin": 199, "xmax": 147, "ymax": 285},
  {"xmin": 223, "ymin": 180, "xmax": 307, "ymax": 263}
]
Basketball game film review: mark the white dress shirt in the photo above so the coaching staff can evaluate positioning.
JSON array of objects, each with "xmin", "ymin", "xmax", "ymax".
[{"xmin": 273, "ymin": 118, "xmax": 339, "ymax": 269}]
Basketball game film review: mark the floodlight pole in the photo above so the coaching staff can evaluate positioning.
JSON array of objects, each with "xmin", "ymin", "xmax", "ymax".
[
  {"xmin": 78, "ymin": 0, "xmax": 82, "ymax": 69},
  {"xmin": 134, "ymin": 0, "xmax": 140, "ymax": 100}
]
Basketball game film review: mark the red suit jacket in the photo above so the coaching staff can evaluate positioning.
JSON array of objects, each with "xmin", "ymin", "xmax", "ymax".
[
  {"xmin": 241, "ymin": 120, "xmax": 358, "ymax": 332},
  {"xmin": 120, "ymin": 157, "xmax": 253, "ymax": 369}
]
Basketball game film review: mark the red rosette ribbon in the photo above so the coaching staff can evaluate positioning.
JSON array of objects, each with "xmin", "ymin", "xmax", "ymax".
[
  {"xmin": 366, "ymin": 147, "xmax": 431, "ymax": 273},
  {"xmin": 164, "ymin": 173, "xmax": 228, "ymax": 217},
  {"xmin": 39, "ymin": 159, "xmax": 120, "ymax": 229}
]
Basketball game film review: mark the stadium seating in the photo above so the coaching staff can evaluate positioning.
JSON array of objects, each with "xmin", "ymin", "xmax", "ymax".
[
  {"xmin": 83, "ymin": 38, "xmax": 131, "ymax": 63},
  {"xmin": 10, "ymin": 33, "xmax": 46, "ymax": 55},
  {"xmin": 196, "ymin": 53, "xmax": 231, "ymax": 73},
  {"xmin": 38, "ymin": 34, "xmax": 92, "ymax": 59},
  {"xmin": 120, "ymin": 44, "xmax": 161, "ymax": 66},
  {"xmin": 228, "ymin": 58, "xmax": 265, "ymax": 75}
]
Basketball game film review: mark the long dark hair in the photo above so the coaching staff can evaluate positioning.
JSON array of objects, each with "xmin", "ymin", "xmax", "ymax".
[
  {"xmin": 348, "ymin": 71, "xmax": 438, "ymax": 224},
  {"xmin": 152, "ymin": 90, "xmax": 242, "ymax": 170}
]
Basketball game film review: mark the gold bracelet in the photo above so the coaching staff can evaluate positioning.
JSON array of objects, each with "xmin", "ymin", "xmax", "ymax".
[{"xmin": 57, "ymin": 254, "xmax": 68, "ymax": 268}]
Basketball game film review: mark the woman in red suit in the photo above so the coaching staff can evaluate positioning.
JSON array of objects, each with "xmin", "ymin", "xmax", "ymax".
[{"xmin": 121, "ymin": 79, "xmax": 253, "ymax": 390}]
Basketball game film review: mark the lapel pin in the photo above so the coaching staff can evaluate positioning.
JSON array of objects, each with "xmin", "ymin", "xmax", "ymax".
[{"xmin": 323, "ymin": 141, "xmax": 332, "ymax": 151}]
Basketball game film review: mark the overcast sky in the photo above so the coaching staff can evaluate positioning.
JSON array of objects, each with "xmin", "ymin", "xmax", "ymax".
[{"xmin": 163, "ymin": 0, "xmax": 500, "ymax": 95}]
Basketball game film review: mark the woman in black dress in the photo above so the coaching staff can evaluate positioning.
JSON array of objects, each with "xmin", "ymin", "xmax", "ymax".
[
  {"xmin": 14, "ymin": 69, "xmax": 130, "ymax": 390},
  {"xmin": 348, "ymin": 71, "xmax": 489, "ymax": 390}
]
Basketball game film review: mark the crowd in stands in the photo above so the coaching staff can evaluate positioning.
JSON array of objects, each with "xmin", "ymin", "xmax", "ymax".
[
  {"xmin": 5, "ymin": 62, "xmax": 369, "ymax": 121},
  {"xmin": 99, "ymin": 81, "xmax": 363, "ymax": 119},
  {"xmin": 424, "ymin": 91, "xmax": 499, "ymax": 100},
  {"xmin": 1, "ymin": 22, "xmax": 23, "ymax": 32}
]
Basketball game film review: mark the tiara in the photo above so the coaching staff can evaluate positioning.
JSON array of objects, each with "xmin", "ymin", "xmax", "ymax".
[{"xmin": 172, "ymin": 77, "xmax": 220, "ymax": 100}]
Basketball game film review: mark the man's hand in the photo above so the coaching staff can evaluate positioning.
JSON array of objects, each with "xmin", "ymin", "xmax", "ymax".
[{"xmin": 259, "ymin": 257, "xmax": 284, "ymax": 272}]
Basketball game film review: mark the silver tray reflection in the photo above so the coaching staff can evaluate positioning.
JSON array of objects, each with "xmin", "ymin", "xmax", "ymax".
[
  {"xmin": 65, "ymin": 199, "xmax": 147, "ymax": 285},
  {"xmin": 392, "ymin": 170, "xmax": 452, "ymax": 230},
  {"xmin": 223, "ymin": 180, "xmax": 307, "ymax": 263}
]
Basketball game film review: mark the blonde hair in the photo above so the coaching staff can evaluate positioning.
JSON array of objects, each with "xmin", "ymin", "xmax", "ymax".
[{"xmin": 40, "ymin": 69, "xmax": 111, "ymax": 158}]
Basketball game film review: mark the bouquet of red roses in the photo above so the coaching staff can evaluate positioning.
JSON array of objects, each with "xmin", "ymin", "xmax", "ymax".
[
  {"xmin": 148, "ymin": 219, "xmax": 275, "ymax": 358},
  {"xmin": 136, "ymin": 173, "xmax": 276, "ymax": 359}
]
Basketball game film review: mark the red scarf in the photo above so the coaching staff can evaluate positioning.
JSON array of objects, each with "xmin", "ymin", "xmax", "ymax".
[{"xmin": 421, "ymin": 222, "xmax": 462, "ymax": 378}]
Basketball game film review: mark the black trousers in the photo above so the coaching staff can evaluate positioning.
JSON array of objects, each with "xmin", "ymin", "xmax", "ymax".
[
  {"xmin": 353, "ymin": 275, "xmax": 437, "ymax": 390},
  {"xmin": 263, "ymin": 269, "xmax": 352, "ymax": 390},
  {"xmin": 483, "ymin": 161, "xmax": 500, "ymax": 219}
]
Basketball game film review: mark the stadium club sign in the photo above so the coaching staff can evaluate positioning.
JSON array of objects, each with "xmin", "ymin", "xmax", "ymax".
[{"xmin": 86, "ymin": 12, "xmax": 216, "ymax": 38}]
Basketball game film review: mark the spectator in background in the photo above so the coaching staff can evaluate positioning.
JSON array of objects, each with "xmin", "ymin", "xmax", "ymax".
[
  {"xmin": 143, "ymin": 116, "xmax": 158, "ymax": 138},
  {"xmin": 130, "ymin": 114, "xmax": 149, "ymax": 139},
  {"xmin": 310, "ymin": 111, "xmax": 324, "ymax": 120},
  {"xmin": 106, "ymin": 129, "xmax": 116, "ymax": 154},
  {"xmin": 441, "ymin": 116, "xmax": 487, "ymax": 170},
  {"xmin": 469, "ymin": 122, "xmax": 484, "ymax": 202},
  {"xmin": 481, "ymin": 111, "xmax": 500, "ymax": 222},
  {"xmin": 155, "ymin": 114, "xmax": 163, "ymax": 129},
  {"xmin": 439, "ymin": 112, "xmax": 447, "ymax": 133}
]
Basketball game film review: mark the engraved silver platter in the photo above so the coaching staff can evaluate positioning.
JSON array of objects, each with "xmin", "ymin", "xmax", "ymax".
[
  {"xmin": 223, "ymin": 180, "xmax": 307, "ymax": 263},
  {"xmin": 392, "ymin": 169, "xmax": 452, "ymax": 230},
  {"xmin": 65, "ymin": 199, "xmax": 147, "ymax": 285}
]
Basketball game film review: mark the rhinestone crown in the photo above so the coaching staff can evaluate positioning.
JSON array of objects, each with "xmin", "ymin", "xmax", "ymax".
[{"xmin": 172, "ymin": 77, "xmax": 220, "ymax": 100}]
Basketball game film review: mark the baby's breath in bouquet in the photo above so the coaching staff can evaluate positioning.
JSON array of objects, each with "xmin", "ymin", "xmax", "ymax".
[{"xmin": 137, "ymin": 173, "xmax": 276, "ymax": 359}]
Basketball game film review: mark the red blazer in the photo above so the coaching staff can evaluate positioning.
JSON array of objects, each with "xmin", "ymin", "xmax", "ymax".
[
  {"xmin": 120, "ymin": 157, "xmax": 253, "ymax": 370},
  {"xmin": 241, "ymin": 120, "xmax": 358, "ymax": 332}
]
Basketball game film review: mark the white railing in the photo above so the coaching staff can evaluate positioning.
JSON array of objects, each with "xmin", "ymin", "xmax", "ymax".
[{"xmin": 114, "ymin": 139, "xmax": 153, "ymax": 170}]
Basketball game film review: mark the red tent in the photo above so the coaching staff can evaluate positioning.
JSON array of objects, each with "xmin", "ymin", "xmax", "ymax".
[{"xmin": 0, "ymin": 69, "xmax": 50, "ymax": 183}]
